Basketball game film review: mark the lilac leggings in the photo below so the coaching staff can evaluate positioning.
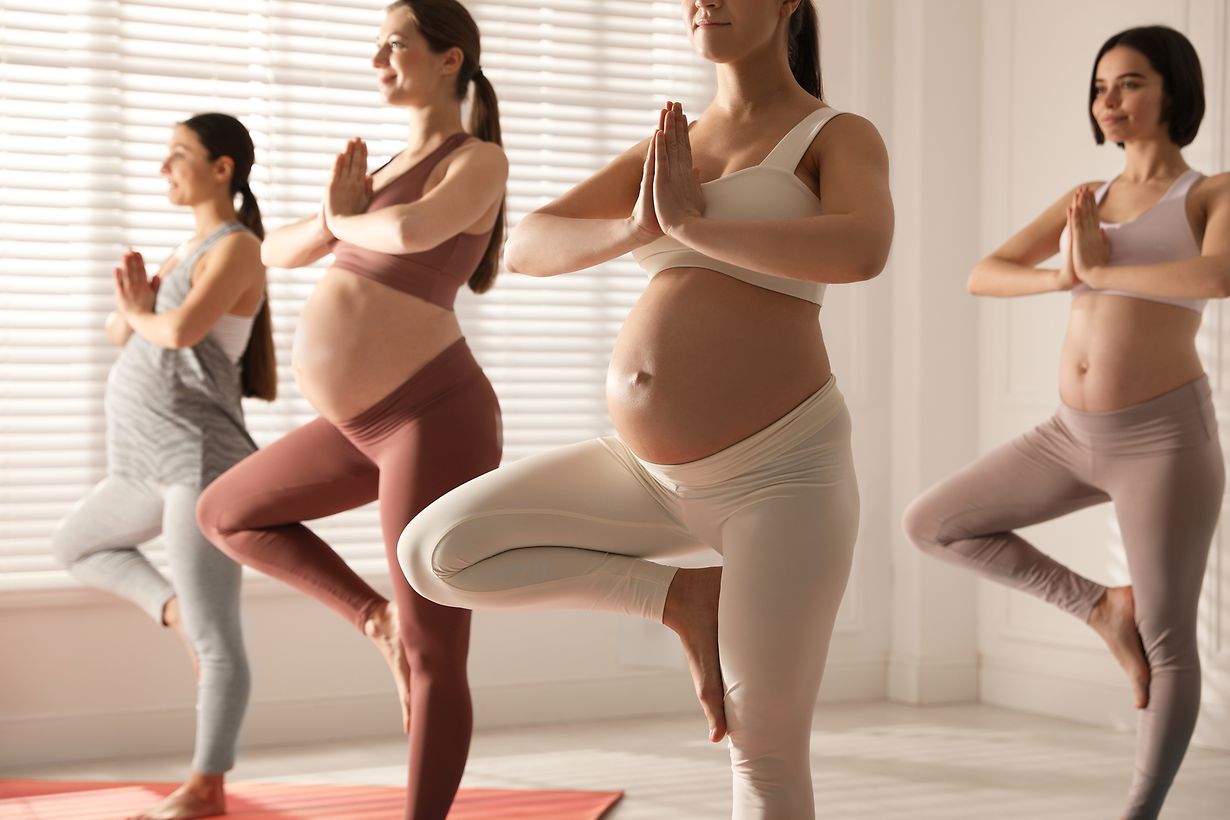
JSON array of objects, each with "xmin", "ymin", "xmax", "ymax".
[{"xmin": 905, "ymin": 375, "xmax": 1223, "ymax": 819}]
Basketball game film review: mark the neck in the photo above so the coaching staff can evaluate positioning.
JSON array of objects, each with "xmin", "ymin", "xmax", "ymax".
[
  {"xmin": 711, "ymin": 38, "xmax": 814, "ymax": 119},
  {"xmin": 191, "ymin": 195, "xmax": 238, "ymax": 240},
  {"xmin": 405, "ymin": 100, "xmax": 466, "ymax": 153},
  {"xmin": 1119, "ymin": 138, "xmax": 1188, "ymax": 184}
]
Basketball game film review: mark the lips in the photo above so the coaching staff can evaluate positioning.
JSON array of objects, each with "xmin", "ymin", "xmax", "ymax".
[{"xmin": 694, "ymin": 19, "xmax": 730, "ymax": 29}]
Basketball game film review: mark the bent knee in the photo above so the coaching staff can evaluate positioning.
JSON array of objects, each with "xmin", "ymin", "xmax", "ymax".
[
  {"xmin": 396, "ymin": 515, "xmax": 453, "ymax": 605},
  {"xmin": 902, "ymin": 493, "xmax": 952, "ymax": 555},
  {"xmin": 48, "ymin": 519, "xmax": 80, "ymax": 567},
  {"xmin": 195, "ymin": 477, "xmax": 248, "ymax": 545}
]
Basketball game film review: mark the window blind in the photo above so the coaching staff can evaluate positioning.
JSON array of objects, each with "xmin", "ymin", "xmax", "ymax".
[{"xmin": 0, "ymin": 0, "xmax": 714, "ymax": 588}]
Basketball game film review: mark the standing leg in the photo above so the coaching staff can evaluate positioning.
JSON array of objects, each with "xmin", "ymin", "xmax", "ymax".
[
  {"xmin": 51, "ymin": 475, "xmax": 173, "ymax": 622},
  {"xmin": 165, "ymin": 484, "xmax": 250, "ymax": 776},
  {"xmin": 1107, "ymin": 438, "xmax": 1223, "ymax": 819},
  {"xmin": 128, "ymin": 485, "xmax": 251, "ymax": 820},
  {"xmin": 359, "ymin": 376, "xmax": 502, "ymax": 820}
]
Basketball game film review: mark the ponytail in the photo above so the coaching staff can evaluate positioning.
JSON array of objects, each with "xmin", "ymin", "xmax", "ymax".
[
  {"xmin": 391, "ymin": 0, "xmax": 505, "ymax": 295},
  {"xmin": 236, "ymin": 183, "xmax": 276, "ymax": 400},
  {"xmin": 466, "ymin": 69, "xmax": 504, "ymax": 295},
  {"xmin": 789, "ymin": 0, "xmax": 823, "ymax": 99},
  {"xmin": 182, "ymin": 112, "xmax": 277, "ymax": 401}
]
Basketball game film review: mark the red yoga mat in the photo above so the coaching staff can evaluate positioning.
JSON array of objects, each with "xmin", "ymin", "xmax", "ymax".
[{"xmin": 0, "ymin": 780, "xmax": 623, "ymax": 819}]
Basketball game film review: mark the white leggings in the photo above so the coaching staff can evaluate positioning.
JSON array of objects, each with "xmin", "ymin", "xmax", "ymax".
[{"xmin": 399, "ymin": 378, "xmax": 860, "ymax": 819}]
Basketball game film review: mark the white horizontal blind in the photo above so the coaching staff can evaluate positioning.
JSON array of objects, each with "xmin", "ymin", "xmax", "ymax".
[{"xmin": 0, "ymin": 0, "xmax": 713, "ymax": 589}]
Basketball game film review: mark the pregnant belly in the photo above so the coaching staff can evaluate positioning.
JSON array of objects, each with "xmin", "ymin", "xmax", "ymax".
[
  {"xmin": 293, "ymin": 268, "xmax": 462, "ymax": 422},
  {"xmin": 607, "ymin": 269, "xmax": 830, "ymax": 464}
]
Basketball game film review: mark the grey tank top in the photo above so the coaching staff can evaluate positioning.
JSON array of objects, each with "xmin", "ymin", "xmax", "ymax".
[{"xmin": 105, "ymin": 222, "xmax": 258, "ymax": 487}]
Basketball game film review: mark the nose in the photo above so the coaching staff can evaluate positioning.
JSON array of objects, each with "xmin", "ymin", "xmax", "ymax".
[
  {"xmin": 159, "ymin": 157, "xmax": 171, "ymax": 176},
  {"xmin": 373, "ymin": 44, "xmax": 390, "ymax": 68}
]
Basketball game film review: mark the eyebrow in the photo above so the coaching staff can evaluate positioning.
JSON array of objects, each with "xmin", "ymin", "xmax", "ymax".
[{"xmin": 1094, "ymin": 72, "xmax": 1148, "ymax": 83}]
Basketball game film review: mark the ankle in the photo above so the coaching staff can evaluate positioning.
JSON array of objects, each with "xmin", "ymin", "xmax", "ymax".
[{"xmin": 363, "ymin": 600, "xmax": 393, "ymax": 638}]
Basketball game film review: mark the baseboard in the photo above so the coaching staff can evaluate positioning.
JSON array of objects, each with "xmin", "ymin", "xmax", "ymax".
[
  {"xmin": 0, "ymin": 656, "xmax": 888, "ymax": 769},
  {"xmin": 980, "ymin": 657, "xmax": 1230, "ymax": 753},
  {"xmin": 887, "ymin": 653, "xmax": 980, "ymax": 704}
]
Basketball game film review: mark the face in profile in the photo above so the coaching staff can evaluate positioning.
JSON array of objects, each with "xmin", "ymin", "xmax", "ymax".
[
  {"xmin": 1093, "ymin": 46, "xmax": 1170, "ymax": 145},
  {"xmin": 160, "ymin": 125, "xmax": 228, "ymax": 206},
  {"xmin": 373, "ymin": 6, "xmax": 458, "ymax": 106},
  {"xmin": 681, "ymin": 0, "xmax": 795, "ymax": 65}
]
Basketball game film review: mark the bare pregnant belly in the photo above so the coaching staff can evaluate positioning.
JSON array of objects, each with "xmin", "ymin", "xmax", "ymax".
[
  {"xmin": 292, "ymin": 267, "xmax": 463, "ymax": 422},
  {"xmin": 607, "ymin": 269, "xmax": 830, "ymax": 464},
  {"xmin": 1059, "ymin": 293, "xmax": 1203, "ymax": 412}
]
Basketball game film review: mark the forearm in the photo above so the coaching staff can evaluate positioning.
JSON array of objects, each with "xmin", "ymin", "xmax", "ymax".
[
  {"xmin": 1085, "ymin": 256, "xmax": 1230, "ymax": 299},
  {"xmin": 670, "ymin": 214, "xmax": 890, "ymax": 284},
  {"xmin": 968, "ymin": 256, "xmax": 1067, "ymax": 297},
  {"xmin": 262, "ymin": 214, "xmax": 333, "ymax": 268},
  {"xmin": 122, "ymin": 309, "xmax": 199, "ymax": 349},
  {"xmin": 506, "ymin": 213, "xmax": 650, "ymax": 277},
  {"xmin": 104, "ymin": 311, "xmax": 134, "ymax": 346}
]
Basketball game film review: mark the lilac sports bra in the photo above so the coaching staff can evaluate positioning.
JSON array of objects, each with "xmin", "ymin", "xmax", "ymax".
[{"xmin": 1059, "ymin": 168, "xmax": 1205, "ymax": 313}]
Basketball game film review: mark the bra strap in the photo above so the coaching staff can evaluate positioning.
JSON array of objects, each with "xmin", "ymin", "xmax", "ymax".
[{"xmin": 760, "ymin": 107, "xmax": 844, "ymax": 171}]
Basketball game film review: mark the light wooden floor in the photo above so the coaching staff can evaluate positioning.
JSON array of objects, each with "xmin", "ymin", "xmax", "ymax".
[{"xmin": 7, "ymin": 703, "xmax": 1229, "ymax": 818}]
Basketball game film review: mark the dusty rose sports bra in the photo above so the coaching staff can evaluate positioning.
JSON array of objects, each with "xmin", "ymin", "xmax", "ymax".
[
  {"xmin": 1059, "ymin": 168, "xmax": 1205, "ymax": 313},
  {"xmin": 330, "ymin": 133, "xmax": 491, "ymax": 310}
]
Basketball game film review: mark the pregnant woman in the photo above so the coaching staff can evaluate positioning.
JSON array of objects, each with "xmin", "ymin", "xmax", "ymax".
[
  {"xmin": 53, "ymin": 112, "xmax": 272, "ymax": 820},
  {"xmin": 196, "ymin": 2, "xmax": 506, "ymax": 817},
  {"xmin": 905, "ymin": 25, "xmax": 1228, "ymax": 819},
  {"xmin": 399, "ymin": 2, "xmax": 893, "ymax": 817}
]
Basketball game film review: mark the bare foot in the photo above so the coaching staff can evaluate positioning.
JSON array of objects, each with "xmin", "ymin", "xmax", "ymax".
[
  {"xmin": 163, "ymin": 597, "xmax": 200, "ymax": 682},
  {"xmin": 1088, "ymin": 586, "xmax": 1151, "ymax": 709},
  {"xmin": 662, "ymin": 566, "xmax": 726, "ymax": 742},
  {"xmin": 127, "ymin": 772, "xmax": 225, "ymax": 820},
  {"xmin": 365, "ymin": 601, "xmax": 412, "ymax": 733}
]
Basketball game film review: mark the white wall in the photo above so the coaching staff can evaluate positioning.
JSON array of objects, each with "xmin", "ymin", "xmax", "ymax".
[{"xmin": 974, "ymin": 0, "xmax": 1230, "ymax": 752}]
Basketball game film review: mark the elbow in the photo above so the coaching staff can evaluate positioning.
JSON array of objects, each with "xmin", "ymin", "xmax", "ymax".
[
  {"xmin": 966, "ymin": 260, "xmax": 990, "ymax": 296},
  {"xmin": 165, "ymin": 320, "xmax": 205, "ymax": 350},
  {"xmin": 1213, "ymin": 273, "xmax": 1230, "ymax": 300},
  {"xmin": 503, "ymin": 234, "xmax": 532, "ymax": 276}
]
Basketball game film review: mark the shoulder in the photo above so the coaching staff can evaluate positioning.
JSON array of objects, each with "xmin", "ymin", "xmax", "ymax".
[
  {"xmin": 1193, "ymin": 171, "xmax": 1230, "ymax": 207},
  {"xmin": 447, "ymin": 138, "xmax": 509, "ymax": 177},
  {"xmin": 197, "ymin": 229, "xmax": 264, "ymax": 279},
  {"xmin": 812, "ymin": 111, "xmax": 887, "ymax": 166}
]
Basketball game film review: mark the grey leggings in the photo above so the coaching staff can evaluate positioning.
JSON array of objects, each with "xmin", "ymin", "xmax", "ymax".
[
  {"xmin": 52, "ymin": 476, "xmax": 250, "ymax": 774},
  {"xmin": 904, "ymin": 375, "xmax": 1223, "ymax": 819}
]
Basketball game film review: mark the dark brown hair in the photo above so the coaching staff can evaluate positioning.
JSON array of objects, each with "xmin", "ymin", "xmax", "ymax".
[
  {"xmin": 391, "ymin": 0, "xmax": 505, "ymax": 294},
  {"xmin": 789, "ymin": 1, "xmax": 823, "ymax": 99},
  {"xmin": 181, "ymin": 113, "xmax": 277, "ymax": 401},
  {"xmin": 1089, "ymin": 25, "xmax": 1204, "ymax": 148}
]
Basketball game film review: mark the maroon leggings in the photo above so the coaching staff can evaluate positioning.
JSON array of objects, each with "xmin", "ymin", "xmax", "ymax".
[{"xmin": 197, "ymin": 339, "xmax": 502, "ymax": 820}]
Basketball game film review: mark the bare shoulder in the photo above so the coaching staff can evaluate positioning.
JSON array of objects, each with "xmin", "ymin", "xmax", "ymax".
[
  {"xmin": 196, "ymin": 229, "xmax": 264, "ymax": 282},
  {"xmin": 813, "ymin": 112, "xmax": 888, "ymax": 167},
  {"xmin": 1194, "ymin": 170, "xmax": 1230, "ymax": 205},
  {"xmin": 444, "ymin": 138, "xmax": 509, "ymax": 177}
]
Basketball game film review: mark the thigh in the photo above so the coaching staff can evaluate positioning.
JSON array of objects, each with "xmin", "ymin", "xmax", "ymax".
[
  {"xmin": 399, "ymin": 438, "xmax": 703, "ymax": 598},
  {"xmin": 906, "ymin": 418, "xmax": 1108, "ymax": 545},
  {"xmin": 202, "ymin": 417, "xmax": 379, "ymax": 531},
  {"xmin": 52, "ymin": 476, "xmax": 165, "ymax": 563},
  {"xmin": 717, "ymin": 477, "xmax": 860, "ymax": 717},
  {"xmin": 163, "ymin": 485, "xmax": 244, "ymax": 638},
  {"xmin": 1110, "ymin": 440, "xmax": 1224, "ymax": 629}
]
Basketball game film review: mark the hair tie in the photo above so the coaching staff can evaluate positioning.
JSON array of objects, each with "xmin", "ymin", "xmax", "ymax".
[{"xmin": 472, "ymin": 66, "xmax": 485, "ymax": 82}]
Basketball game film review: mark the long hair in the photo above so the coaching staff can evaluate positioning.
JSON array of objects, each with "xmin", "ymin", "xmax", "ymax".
[
  {"xmin": 391, "ymin": 0, "xmax": 505, "ymax": 294},
  {"xmin": 789, "ymin": 1, "xmax": 823, "ymax": 99},
  {"xmin": 182, "ymin": 113, "xmax": 277, "ymax": 401}
]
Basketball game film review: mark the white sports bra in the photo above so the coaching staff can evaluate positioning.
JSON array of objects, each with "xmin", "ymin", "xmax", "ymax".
[{"xmin": 632, "ymin": 107, "xmax": 845, "ymax": 306}]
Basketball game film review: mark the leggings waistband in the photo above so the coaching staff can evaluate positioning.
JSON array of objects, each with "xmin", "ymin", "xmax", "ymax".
[
  {"xmin": 632, "ymin": 376, "xmax": 848, "ymax": 489},
  {"xmin": 1058, "ymin": 374, "xmax": 1213, "ymax": 432},
  {"xmin": 337, "ymin": 338, "xmax": 488, "ymax": 443}
]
